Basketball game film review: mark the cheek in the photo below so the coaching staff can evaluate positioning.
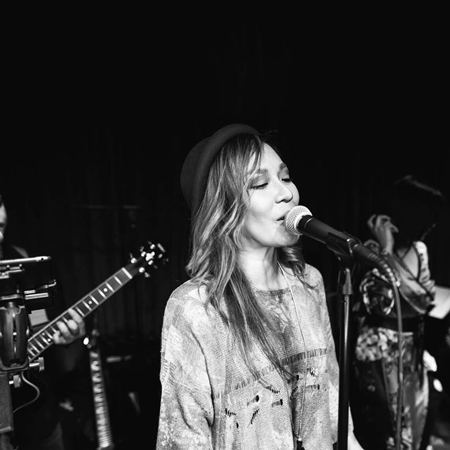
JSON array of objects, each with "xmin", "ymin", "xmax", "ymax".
[
  {"xmin": 292, "ymin": 185, "xmax": 300, "ymax": 204},
  {"xmin": 241, "ymin": 206, "xmax": 271, "ymax": 242},
  {"xmin": 241, "ymin": 212, "xmax": 260, "ymax": 237}
]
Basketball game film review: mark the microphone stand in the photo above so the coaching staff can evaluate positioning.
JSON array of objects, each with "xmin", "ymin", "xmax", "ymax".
[
  {"xmin": 313, "ymin": 233, "xmax": 359, "ymax": 450},
  {"xmin": 288, "ymin": 210, "xmax": 400, "ymax": 448},
  {"xmin": 335, "ymin": 259, "xmax": 354, "ymax": 450},
  {"xmin": 333, "ymin": 249, "xmax": 399, "ymax": 450}
]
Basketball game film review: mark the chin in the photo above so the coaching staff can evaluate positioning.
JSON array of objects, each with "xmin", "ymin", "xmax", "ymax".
[{"xmin": 280, "ymin": 232, "xmax": 300, "ymax": 247}]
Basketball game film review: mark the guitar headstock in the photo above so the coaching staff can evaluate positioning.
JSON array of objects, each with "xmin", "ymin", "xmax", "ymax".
[{"xmin": 130, "ymin": 241, "xmax": 168, "ymax": 277}]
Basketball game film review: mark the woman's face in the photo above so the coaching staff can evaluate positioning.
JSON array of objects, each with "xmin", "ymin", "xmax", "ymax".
[{"xmin": 240, "ymin": 144, "xmax": 300, "ymax": 251}]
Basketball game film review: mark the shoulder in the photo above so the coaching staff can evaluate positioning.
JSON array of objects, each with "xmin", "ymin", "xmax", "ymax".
[
  {"xmin": 414, "ymin": 240, "xmax": 429, "ymax": 265},
  {"xmin": 169, "ymin": 279, "xmax": 208, "ymax": 307},
  {"xmin": 303, "ymin": 263, "xmax": 325, "ymax": 287},
  {"xmin": 288, "ymin": 263, "xmax": 326, "ymax": 301},
  {"xmin": 414, "ymin": 240, "xmax": 428, "ymax": 254},
  {"xmin": 282, "ymin": 263, "xmax": 324, "ymax": 289},
  {"xmin": 163, "ymin": 279, "xmax": 214, "ymax": 330},
  {"xmin": 289, "ymin": 264, "xmax": 328, "ymax": 313}
]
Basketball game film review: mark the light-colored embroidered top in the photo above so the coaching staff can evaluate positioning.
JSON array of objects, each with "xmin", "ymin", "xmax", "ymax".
[{"xmin": 156, "ymin": 264, "xmax": 351, "ymax": 449}]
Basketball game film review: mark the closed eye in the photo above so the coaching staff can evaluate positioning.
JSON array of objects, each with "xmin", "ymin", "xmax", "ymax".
[{"xmin": 251, "ymin": 183, "xmax": 268, "ymax": 190}]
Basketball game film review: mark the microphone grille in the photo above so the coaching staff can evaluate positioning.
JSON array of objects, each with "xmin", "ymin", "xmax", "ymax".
[{"xmin": 284, "ymin": 205, "xmax": 312, "ymax": 235}]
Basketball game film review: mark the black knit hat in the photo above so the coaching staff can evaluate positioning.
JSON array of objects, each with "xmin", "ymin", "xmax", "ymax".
[{"xmin": 180, "ymin": 123, "xmax": 259, "ymax": 215}]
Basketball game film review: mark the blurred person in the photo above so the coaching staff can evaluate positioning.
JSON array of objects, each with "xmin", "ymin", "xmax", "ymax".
[
  {"xmin": 0, "ymin": 192, "xmax": 86, "ymax": 450},
  {"xmin": 350, "ymin": 175, "xmax": 448, "ymax": 450}
]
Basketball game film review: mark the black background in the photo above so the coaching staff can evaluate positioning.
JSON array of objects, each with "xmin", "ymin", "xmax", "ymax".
[{"xmin": 2, "ymin": 11, "xmax": 449, "ymax": 448}]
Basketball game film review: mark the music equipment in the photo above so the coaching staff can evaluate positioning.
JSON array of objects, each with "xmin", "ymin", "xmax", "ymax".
[
  {"xmin": 86, "ymin": 328, "xmax": 115, "ymax": 450},
  {"xmin": 13, "ymin": 241, "xmax": 167, "ymax": 414}
]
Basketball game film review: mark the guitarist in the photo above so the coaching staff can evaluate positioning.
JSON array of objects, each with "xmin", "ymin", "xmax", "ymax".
[{"xmin": 0, "ymin": 192, "xmax": 86, "ymax": 450}]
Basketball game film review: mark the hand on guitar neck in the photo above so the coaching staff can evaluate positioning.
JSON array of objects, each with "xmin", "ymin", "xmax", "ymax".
[{"xmin": 8, "ymin": 241, "xmax": 167, "ymax": 449}]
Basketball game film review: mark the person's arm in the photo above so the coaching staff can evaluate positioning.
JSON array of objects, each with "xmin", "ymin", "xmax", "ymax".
[
  {"xmin": 366, "ymin": 214, "xmax": 398, "ymax": 254},
  {"xmin": 156, "ymin": 294, "xmax": 214, "ymax": 449},
  {"xmin": 415, "ymin": 241, "xmax": 436, "ymax": 298}
]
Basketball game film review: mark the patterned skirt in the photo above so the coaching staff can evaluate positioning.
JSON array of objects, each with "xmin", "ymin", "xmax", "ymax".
[{"xmin": 351, "ymin": 323, "xmax": 430, "ymax": 450}]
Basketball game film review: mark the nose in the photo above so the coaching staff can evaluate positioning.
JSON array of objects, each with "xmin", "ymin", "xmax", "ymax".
[{"xmin": 275, "ymin": 180, "xmax": 294, "ymax": 203}]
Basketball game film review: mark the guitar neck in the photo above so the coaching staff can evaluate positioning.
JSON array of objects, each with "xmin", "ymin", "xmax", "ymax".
[
  {"xmin": 90, "ymin": 342, "xmax": 115, "ymax": 450},
  {"xmin": 27, "ymin": 265, "xmax": 137, "ymax": 362}
]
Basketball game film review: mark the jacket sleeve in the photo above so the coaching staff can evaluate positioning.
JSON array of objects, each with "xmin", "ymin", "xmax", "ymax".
[{"xmin": 156, "ymin": 293, "xmax": 214, "ymax": 449}]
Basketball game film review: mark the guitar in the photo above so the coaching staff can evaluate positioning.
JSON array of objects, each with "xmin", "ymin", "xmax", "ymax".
[
  {"xmin": 12, "ymin": 241, "xmax": 167, "ymax": 414},
  {"xmin": 86, "ymin": 327, "xmax": 115, "ymax": 450},
  {"xmin": 27, "ymin": 241, "xmax": 167, "ymax": 364}
]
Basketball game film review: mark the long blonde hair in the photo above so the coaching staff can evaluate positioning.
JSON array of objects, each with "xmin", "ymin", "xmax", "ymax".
[{"xmin": 186, "ymin": 132, "xmax": 306, "ymax": 377}]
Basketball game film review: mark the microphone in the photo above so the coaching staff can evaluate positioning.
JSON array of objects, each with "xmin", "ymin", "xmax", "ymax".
[{"xmin": 284, "ymin": 205, "xmax": 396, "ymax": 280}]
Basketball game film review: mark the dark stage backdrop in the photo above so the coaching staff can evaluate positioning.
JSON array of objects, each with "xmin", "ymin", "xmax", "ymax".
[{"xmin": 2, "ymin": 19, "xmax": 449, "ymax": 447}]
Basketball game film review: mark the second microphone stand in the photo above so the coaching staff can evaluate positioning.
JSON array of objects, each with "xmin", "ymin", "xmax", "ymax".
[{"xmin": 335, "ymin": 259, "xmax": 354, "ymax": 450}]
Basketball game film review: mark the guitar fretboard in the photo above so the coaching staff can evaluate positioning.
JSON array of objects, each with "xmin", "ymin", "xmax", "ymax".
[
  {"xmin": 27, "ymin": 265, "xmax": 137, "ymax": 362},
  {"xmin": 90, "ymin": 345, "xmax": 114, "ymax": 449}
]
